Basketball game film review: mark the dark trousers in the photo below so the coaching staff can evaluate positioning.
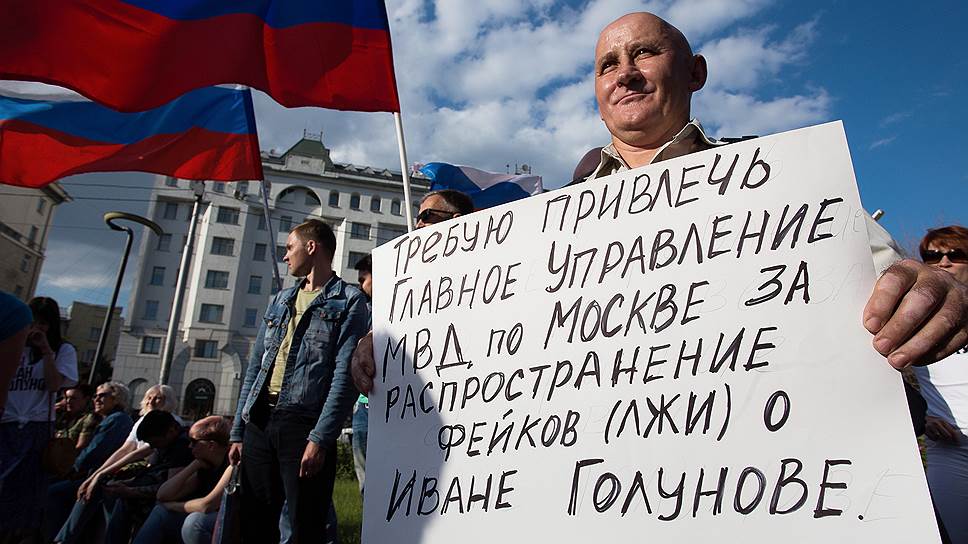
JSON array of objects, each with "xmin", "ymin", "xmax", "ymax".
[{"xmin": 240, "ymin": 408, "xmax": 337, "ymax": 544}]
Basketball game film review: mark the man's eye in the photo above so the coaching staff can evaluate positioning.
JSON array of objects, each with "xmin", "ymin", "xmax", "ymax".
[{"xmin": 599, "ymin": 61, "xmax": 616, "ymax": 74}]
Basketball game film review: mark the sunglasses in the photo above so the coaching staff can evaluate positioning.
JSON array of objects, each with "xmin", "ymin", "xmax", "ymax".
[
  {"xmin": 921, "ymin": 248, "xmax": 968, "ymax": 264},
  {"xmin": 415, "ymin": 208, "xmax": 456, "ymax": 225},
  {"xmin": 93, "ymin": 392, "xmax": 114, "ymax": 400}
]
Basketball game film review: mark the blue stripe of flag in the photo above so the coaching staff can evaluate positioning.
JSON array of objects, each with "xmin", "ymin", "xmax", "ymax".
[
  {"xmin": 0, "ymin": 87, "xmax": 255, "ymax": 145},
  {"xmin": 120, "ymin": 0, "xmax": 391, "ymax": 30}
]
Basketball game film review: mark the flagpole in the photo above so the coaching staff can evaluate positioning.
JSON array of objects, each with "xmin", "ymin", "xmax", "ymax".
[
  {"xmin": 393, "ymin": 111, "xmax": 415, "ymax": 233},
  {"xmin": 260, "ymin": 179, "xmax": 284, "ymax": 292}
]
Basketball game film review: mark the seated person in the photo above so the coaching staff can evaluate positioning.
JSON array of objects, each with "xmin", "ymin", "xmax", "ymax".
[
  {"xmin": 54, "ymin": 410, "xmax": 192, "ymax": 544},
  {"xmin": 132, "ymin": 416, "xmax": 233, "ymax": 544},
  {"xmin": 77, "ymin": 384, "xmax": 183, "ymax": 500},
  {"xmin": 55, "ymin": 384, "xmax": 100, "ymax": 451}
]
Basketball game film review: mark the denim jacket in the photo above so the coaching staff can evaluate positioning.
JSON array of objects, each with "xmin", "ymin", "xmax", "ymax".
[
  {"xmin": 73, "ymin": 409, "xmax": 133, "ymax": 474},
  {"xmin": 230, "ymin": 274, "xmax": 369, "ymax": 446}
]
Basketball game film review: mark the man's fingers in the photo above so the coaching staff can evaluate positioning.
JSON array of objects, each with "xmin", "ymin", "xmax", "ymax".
[
  {"xmin": 915, "ymin": 322, "xmax": 968, "ymax": 368},
  {"xmin": 864, "ymin": 261, "xmax": 918, "ymax": 334},
  {"xmin": 870, "ymin": 265, "xmax": 948, "ymax": 359}
]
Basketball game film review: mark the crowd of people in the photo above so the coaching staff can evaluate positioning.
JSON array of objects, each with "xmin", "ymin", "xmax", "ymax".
[{"xmin": 0, "ymin": 10, "xmax": 966, "ymax": 544}]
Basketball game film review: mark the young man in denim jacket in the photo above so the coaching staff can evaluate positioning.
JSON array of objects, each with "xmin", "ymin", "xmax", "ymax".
[{"xmin": 229, "ymin": 219, "xmax": 369, "ymax": 542}]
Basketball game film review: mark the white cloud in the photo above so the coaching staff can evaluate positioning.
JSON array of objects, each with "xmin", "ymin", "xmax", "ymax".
[
  {"xmin": 869, "ymin": 136, "xmax": 897, "ymax": 150},
  {"xmin": 695, "ymin": 89, "xmax": 832, "ymax": 137},
  {"xmin": 878, "ymin": 112, "xmax": 910, "ymax": 127}
]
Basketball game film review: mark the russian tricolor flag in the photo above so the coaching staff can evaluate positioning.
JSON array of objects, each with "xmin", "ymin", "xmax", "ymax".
[
  {"xmin": 0, "ymin": 0, "xmax": 400, "ymax": 113},
  {"xmin": 418, "ymin": 163, "xmax": 544, "ymax": 209},
  {"xmin": 0, "ymin": 84, "xmax": 263, "ymax": 188}
]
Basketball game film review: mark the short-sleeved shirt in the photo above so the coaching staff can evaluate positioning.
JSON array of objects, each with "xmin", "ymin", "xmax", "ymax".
[
  {"xmin": 56, "ymin": 411, "xmax": 101, "ymax": 441},
  {"xmin": 268, "ymin": 287, "xmax": 321, "ymax": 395},
  {"xmin": 2, "ymin": 343, "xmax": 78, "ymax": 424},
  {"xmin": 127, "ymin": 412, "xmax": 186, "ymax": 448},
  {"xmin": 188, "ymin": 457, "xmax": 230, "ymax": 500}
]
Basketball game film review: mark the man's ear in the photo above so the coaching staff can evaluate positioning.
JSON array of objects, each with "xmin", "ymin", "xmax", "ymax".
[
  {"xmin": 689, "ymin": 54, "xmax": 708, "ymax": 92},
  {"xmin": 305, "ymin": 239, "xmax": 317, "ymax": 255}
]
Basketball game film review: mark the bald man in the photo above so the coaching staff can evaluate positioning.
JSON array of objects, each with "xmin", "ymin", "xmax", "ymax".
[{"xmin": 573, "ymin": 12, "xmax": 967, "ymax": 371}]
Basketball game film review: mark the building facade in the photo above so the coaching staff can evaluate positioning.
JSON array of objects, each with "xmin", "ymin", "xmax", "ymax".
[
  {"xmin": 62, "ymin": 302, "xmax": 123, "ymax": 381},
  {"xmin": 0, "ymin": 183, "xmax": 71, "ymax": 300},
  {"xmin": 111, "ymin": 135, "xmax": 429, "ymax": 419}
]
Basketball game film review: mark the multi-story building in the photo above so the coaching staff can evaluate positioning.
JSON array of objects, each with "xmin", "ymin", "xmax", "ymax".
[
  {"xmin": 0, "ymin": 183, "xmax": 71, "ymax": 300},
  {"xmin": 111, "ymin": 134, "xmax": 429, "ymax": 419},
  {"xmin": 62, "ymin": 302, "xmax": 123, "ymax": 381}
]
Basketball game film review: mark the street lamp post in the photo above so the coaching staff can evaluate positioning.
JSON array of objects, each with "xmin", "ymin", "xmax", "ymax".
[{"xmin": 89, "ymin": 212, "xmax": 163, "ymax": 384}]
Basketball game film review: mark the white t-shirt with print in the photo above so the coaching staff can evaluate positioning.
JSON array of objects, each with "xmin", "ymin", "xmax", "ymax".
[
  {"xmin": 126, "ymin": 412, "xmax": 186, "ymax": 448},
  {"xmin": 2, "ymin": 344, "xmax": 79, "ymax": 425}
]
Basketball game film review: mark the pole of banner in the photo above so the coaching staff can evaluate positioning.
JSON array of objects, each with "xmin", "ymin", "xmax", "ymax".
[
  {"xmin": 260, "ymin": 179, "xmax": 284, "ymax": 291},
  {"xmin": 393, "ymin": 111, "xmax": 415, "ymax": 233},
  {"xmin": 160, "ymin": 182, "xmax": 205, "ymax": 385}
]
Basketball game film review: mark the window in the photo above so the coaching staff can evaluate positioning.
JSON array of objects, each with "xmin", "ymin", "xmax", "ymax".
[
  {"xmin": 150, "ymin": 266, "xmax": 165, "ymax": 286},
  {"xmin": 165, "ymin": 178, "xmax": 178, "ymax": 187},
  {"xmin": 257, "ymin": 215, "xmax": 267, "ymax": 231},
  {"xmin": 377, "ymin": 224, "xmax": 407, "ymax": 245},
  {"xmin": 143, "ymin": 300, "xmax": 159, "ymax": 320},
  {"xmin": 237, "ymin": 181, "xmax": 249, "ymax": 195},
  {"xmin": 28, "ymin": 226, "xmax": 38, "ymax": 244},
  {"xmin": 85, "ymin": 349, "xmax": 96, "ymax": 362},
  {"xmin": 248, "ymin": 275, "xmax": 262, "ymax": 295},
  {"xmin": 20, "ymin": 255, "xmax": 30, "ymax": 272},
  {"xmin": 391, "ymin": 199, "xmax": 401, "ymax": 216},
  {"xmin": 194, "ymin": 340, "xmax": 218, "ymax": 359},
  {"xmin": 216, "ymin": 206, "xmax": 240, "ymax": 225},
  {"xmin": 350, "ymin": 222, "xmax": 370, "ymax": 240},
  {"xmin": 305, "ymin": 192, "xmax": 318, "ymax": 205},
  {"xmin": 199, "ymin": 304, "xmax": 224, "ymax": 323},
  {"xmin": 253, "ymin": 243, "xmax": 266, "ymax": 261},
  {"xmin": 36, "ymin": 199, "xmax": 46, "ymax": 214},
  {"xmin": 141, "ymin": 336, "xmax": 162, "ymax": 354},
  {"xmin": 88, "ymin": 327, "xmax": 100, "ymax": 341},
  {"xmin": 348, "ymin": 251, "xmax": 369, "ymax": 269},
  {"xmin": 163, "ymin": 202, "xmax": 178, "ymax": 220},
  {"xmin": 279, "ymin": 216, "xmax": 293, "ymax": 233},
  {"xmin": 211, "ymin": 237, "xmax": 234, "ymax": 256},
  {"xmin": 205, "ymin": 270, "xmax": 229, "ymax": 289},
  {"xmin": 350, "ymin": 193, "xmax": 361, "ymax": 210},
  {"xmin": 328, "ymin": 191, "xmax": 339, "ymax": 207},
  {"xmin": 214, "ymin": 182, "xmax": 226, "ymax": 193},
  {"xmin": 277, "ymin": 245, "xmax": 286, "ymax": 262},
  {"xmin": 370, "ymin": 196, "xmax": 382, "ymax": 213},
  {"xmin": 244, "ymin": 308, "xmax": 259, "ymax": 328},
  {"xmin": 156, "ymin": 233, "xmax": 171, "ymax": 251}
]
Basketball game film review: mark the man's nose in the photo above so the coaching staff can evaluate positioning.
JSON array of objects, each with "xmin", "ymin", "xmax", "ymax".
[{"xmin": 615, "ymin": 63, "xmax": 643, "ymax": 86}]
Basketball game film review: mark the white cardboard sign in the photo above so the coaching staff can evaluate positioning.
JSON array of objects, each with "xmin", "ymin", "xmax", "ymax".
[{"xmin": 363, "ymin": 122, "xmax": 940, "ymax": 543}]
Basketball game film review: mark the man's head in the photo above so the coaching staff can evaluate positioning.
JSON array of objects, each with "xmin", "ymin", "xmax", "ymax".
[
  {"xmin": 285, "ymin": 219, "xmax": 337, "ymax": 277},
  {"xmin": 920, "ymin": 225, "xmax": 968, "ymax": 285},
  {"xmin": 136, "ymin": 409, "xmax": 182, "ymax": 449},
  {"xmin": 416, "ymin": 190, "xmax": 474, "ymax": 229},
  {"xmin": 594, "ymin": 12, "xmax": 707, "ymax": 150},
  {"xmin": 63, "ymin": 384, "xmax": 94, "ymax": 414},
  {"xmin": 93, "ymin": 381, "xmax": 129, "ymax": 415},
  {"xmin": 188, "ymin": 415, "xmax": 230, "ymax": 466},
  {"xmin": 354, "ymin": 254, "xmax": 373, "ymax": 298}
]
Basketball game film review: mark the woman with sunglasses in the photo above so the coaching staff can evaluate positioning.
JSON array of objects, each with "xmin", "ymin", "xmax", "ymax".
[
  {"xmin": 0, "ymin": 297, "xmax": 78, "ymax": 541},
  {"xmin": 913, "ymin": 225, "xmax": 968, "ymax": 544}
]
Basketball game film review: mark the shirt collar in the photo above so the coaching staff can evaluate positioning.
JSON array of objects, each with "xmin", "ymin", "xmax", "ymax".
[{"xmin": 589, "ymin": 119, "xmax": 722, "ymax": 180}]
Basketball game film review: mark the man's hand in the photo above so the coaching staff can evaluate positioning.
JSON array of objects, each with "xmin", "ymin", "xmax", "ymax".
[
  {"xmin": 924, "ymin": 416, "xmax": 960, "ymax": 445},
  {"xmin": 299, "ymin": 441, "xmax": 325, "ymax": 478},
  {"xmin": 351, "ymin": 331, "xmax": 375, "ymax": 395},
  {"xmin": 228, "ymin": 442, "xmax": 243, "ymax": 466},
  {"xmin": 864, "ymin": 259, "xmax": 968, "ymax": 369}
]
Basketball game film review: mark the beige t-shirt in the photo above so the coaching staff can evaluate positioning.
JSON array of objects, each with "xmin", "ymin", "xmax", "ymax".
[{"xmin": 267, "ymin": 287, "xmax": 320, "ymax": 395}]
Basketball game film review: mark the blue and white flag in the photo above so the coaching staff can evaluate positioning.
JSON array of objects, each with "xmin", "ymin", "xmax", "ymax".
[{"xmin": 417, "ymin": 162, "xmax": 543, "ymax": 209}]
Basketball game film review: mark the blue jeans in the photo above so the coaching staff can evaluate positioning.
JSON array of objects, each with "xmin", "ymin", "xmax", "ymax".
[
  {"xmin": 351, "ymin": 401, "xmax": 368, "ymax": 495},
  {"xmin": 54, "ymin": 487, "xmax": 131, "ymax": 544},
  {"xmin": 182, "ymin": 511, "xmax": 217, "ymax": 544},
  {"xmin": 132, "ymin": 503, "xmax": 186, "ymax": 544}
]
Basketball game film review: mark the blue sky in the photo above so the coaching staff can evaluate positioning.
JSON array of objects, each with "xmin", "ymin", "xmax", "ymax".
[{"xmin": 27, "ymin": 0, "xmax": 967, "ymax": 314}]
